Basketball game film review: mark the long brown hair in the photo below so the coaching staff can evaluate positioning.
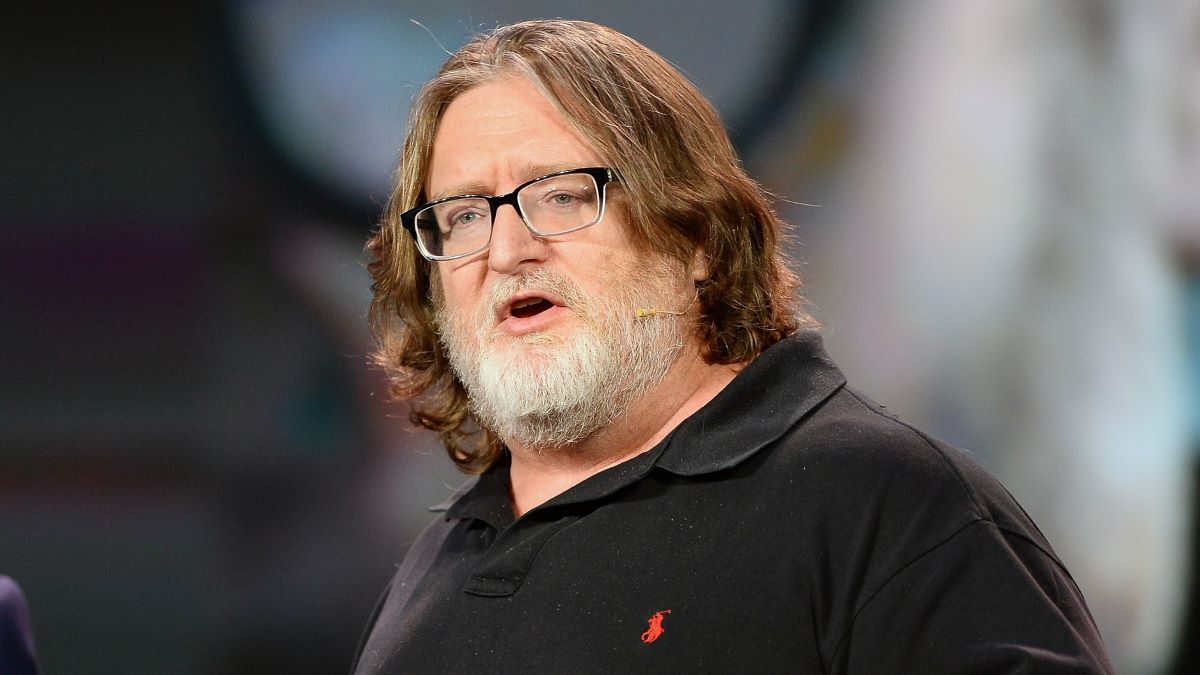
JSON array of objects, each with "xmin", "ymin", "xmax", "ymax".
[{"xmin": 368, "ymin": 20, "xmax": 809, "ymax": 473}]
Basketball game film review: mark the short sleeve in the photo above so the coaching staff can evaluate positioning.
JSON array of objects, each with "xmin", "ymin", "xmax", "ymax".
[{"xmin": 830, "ymin": 520, "xmax": 1114, "ymax": 674}]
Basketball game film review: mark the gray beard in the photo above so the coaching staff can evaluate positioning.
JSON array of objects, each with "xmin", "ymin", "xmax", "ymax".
[{"xmin": 434, "ymin": 264, "xmax": 687, "ymax": 452}]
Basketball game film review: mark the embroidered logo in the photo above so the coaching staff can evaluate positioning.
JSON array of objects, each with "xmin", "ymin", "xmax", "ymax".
[{"xmin": 640, "ymin": 609, "xmax": 672, "ymax": 644}]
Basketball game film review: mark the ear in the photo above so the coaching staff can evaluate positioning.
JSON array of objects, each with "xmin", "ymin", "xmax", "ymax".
[{"xmin": 691, "ymin": 248, "xmax": 709, "ymax": 282}]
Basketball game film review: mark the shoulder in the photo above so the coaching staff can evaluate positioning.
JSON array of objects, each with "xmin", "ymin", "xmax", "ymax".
[
  {"xmin": 777, "ymin": 386, "xmax": 1035, "ymax": 518},
  {"xmin": 752, "ymin": 389, "xmax": 1110, "ymax": 670},
  {"xmin": 351, "ymin": 512, "xmax": 459, "ymax": 674},
  {"xmin": 758, "ymin": 384, "xmax": 1066, "ymax": 575}
]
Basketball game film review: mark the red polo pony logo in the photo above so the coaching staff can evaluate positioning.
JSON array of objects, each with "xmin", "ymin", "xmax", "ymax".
[{"xmin": 640, "ymin": 609, "xmax": 672, "ymax": 644}]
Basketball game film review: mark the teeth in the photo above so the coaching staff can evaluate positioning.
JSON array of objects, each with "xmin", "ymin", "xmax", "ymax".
[{"xmin": 512, "ymin": 298, "xmax": 543, "ymax": 309}]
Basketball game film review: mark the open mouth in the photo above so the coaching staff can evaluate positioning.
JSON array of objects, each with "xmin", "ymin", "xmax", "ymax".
[{"xmin": 509, "ymin": 297, "xmax": 555, "ymax": 319}]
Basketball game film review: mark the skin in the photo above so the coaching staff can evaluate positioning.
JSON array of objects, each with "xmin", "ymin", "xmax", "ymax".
[{"xmin": 428, "ymin": 77, "xmax": 740, "ymax": 517}]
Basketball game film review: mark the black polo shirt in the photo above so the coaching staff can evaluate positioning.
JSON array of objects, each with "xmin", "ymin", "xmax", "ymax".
[{"xmin": 352, "ymin": 331, "xmax": 1113, "ymax": 674}]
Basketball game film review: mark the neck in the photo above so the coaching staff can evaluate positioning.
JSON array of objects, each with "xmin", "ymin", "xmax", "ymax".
[{"xmin": 505, "ymin": 346, "xmax": 740, "ymax": 517}]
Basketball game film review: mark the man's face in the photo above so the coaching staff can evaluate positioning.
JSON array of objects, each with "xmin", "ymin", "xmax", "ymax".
[{"xmin": 426, "ymin": 77, "xmax": 695, "ymax": 450}]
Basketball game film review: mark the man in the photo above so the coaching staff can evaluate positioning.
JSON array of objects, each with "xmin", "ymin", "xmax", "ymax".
[{"xmin": 353, "ymin": 19, "xmax": 1113, "ymax": 673}]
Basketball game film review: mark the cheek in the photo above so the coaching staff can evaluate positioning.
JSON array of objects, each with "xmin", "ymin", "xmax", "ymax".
[{"xmin": 434, "ymin": 262, "xmax": 490, "ymax": 321}]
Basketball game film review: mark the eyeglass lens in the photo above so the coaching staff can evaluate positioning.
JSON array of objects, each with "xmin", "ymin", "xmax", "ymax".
[{"xmin": 414, "ymin": 172, "xmax": 601, "ymax": 258}]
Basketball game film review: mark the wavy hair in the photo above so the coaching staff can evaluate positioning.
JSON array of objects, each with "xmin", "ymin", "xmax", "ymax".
[{"xmin": 368, "ymin": 19, "xmax": 810, "ymax": 473}]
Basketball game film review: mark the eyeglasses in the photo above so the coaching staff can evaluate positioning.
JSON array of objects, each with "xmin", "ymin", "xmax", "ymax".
[{"xmin": 400, "ymin": 167, "xmax": 619, "ymax": 261}]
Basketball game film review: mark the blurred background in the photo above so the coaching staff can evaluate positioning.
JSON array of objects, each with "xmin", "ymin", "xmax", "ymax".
[{"xmin": 2, "ymin": 1, "xmax": 1197, "ymax": 672}]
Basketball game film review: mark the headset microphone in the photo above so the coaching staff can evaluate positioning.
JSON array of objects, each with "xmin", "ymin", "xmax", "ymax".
[
  {"xmin": 635, "ymin": 308, "xmax": 686, "ymax": 318},
  {"xmin": 635, "ymin": 291, "xmax": 698, "ymax": 319}
]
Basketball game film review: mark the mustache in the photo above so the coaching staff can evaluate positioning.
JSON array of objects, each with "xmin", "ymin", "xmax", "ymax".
[{"xmin": 485, "ymin": 268, "xmax": 589, "ymax": 318}]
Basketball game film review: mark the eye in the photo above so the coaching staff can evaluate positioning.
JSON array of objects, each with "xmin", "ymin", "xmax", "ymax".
[
  {"xmin": 539, "ymin": 187, "xmax": 594, "ymax": 208},
  {"xmin": 445, "ymin": 205, "xmax": 488, "ymax": 228}
]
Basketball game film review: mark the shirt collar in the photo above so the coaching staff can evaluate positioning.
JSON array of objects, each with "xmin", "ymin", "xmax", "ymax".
[
  {"xmin": 437, "ymin": 330, "xmax": 845, "ymax": 522},
  {"xmin": 655, "ymin": 329, "xmax": 846, "ymax": 475}
]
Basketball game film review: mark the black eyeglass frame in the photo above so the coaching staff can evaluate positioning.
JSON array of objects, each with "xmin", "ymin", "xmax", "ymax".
[{"xmin": 399, "ymin": 166, "xmax": 619, "ymax": 261}]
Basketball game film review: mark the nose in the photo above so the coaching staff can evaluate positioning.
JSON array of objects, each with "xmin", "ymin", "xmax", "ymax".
[{"xmin": 487, "ymin": 204, "xmax": 548, "ymax": 274}]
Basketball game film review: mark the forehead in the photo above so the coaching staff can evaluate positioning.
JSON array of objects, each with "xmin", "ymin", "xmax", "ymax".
[{"xmin": 426, "ymin": 77, "xmax": 602, "ymax": 199}]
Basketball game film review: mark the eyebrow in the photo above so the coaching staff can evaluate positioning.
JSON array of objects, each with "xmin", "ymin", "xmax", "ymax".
[{"xmin": 428, "ymin": 162, "xmax": 590, "ymax": 202}]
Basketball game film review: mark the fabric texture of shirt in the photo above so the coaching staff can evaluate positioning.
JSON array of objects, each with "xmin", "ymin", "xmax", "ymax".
[{"xmin": 352, "ymin": 331, "xmax": 1114, "ymax": 674}]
